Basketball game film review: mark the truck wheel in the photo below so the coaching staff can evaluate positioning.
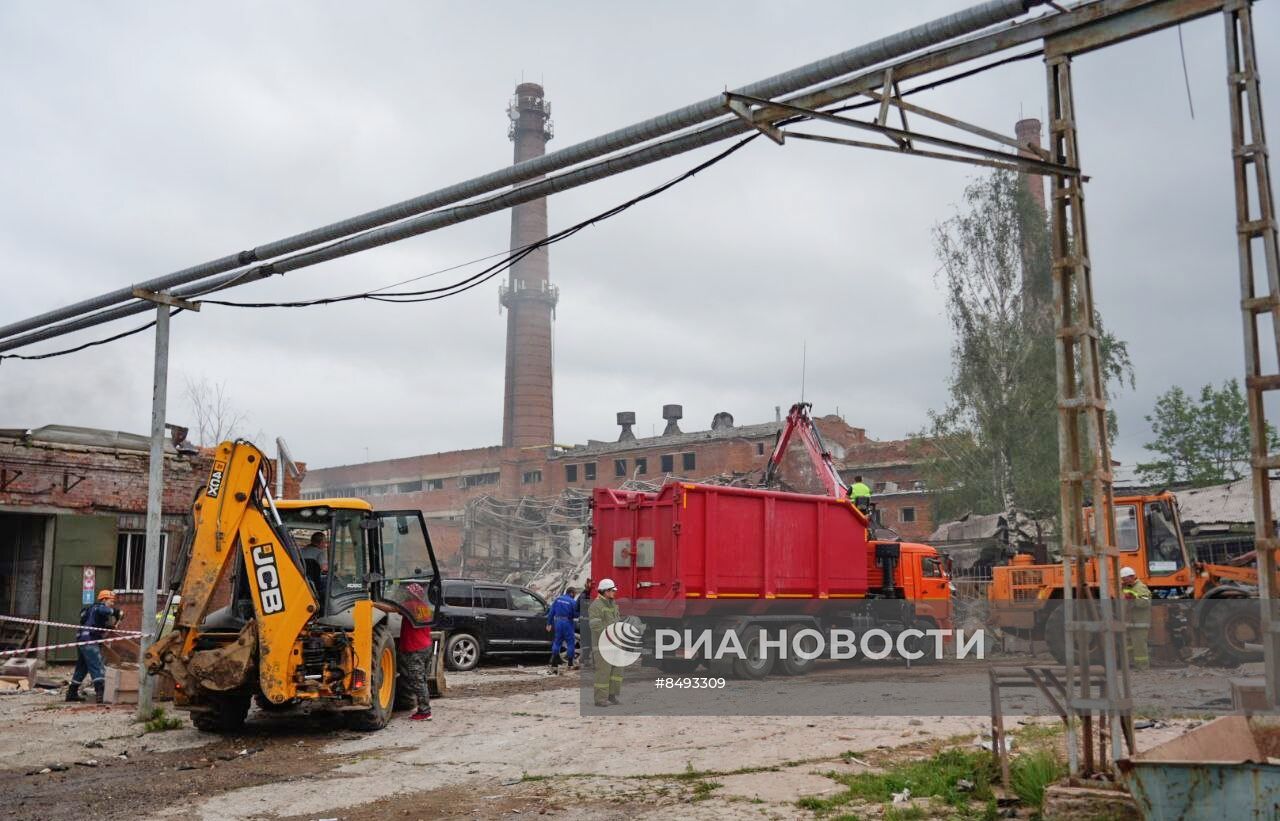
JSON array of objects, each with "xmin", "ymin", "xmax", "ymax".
[
  {"xmin": 903, "ymin": 620, "xmax": 940, "ymax": 665},
  {"xmin": 777, "ymin": 624, "xmax": 818, "ymax": 676},
  {"xmin": 348, "ymin": 625, "xmax": 396, "ymax": 731},
  {"xmin": 732, "ymin": 633, "xmax": 775, "ymax": 680},
  {"xmin": 445, "ymin": 633, "xmax": 480, "ymax": 672},
  {"xmin": 191, "ymin": 692, "xmax": 251, "ymax": 733},
  {"xmin": 1203, "ymin": 598, "xmax": 1261, "ymax": 667}
]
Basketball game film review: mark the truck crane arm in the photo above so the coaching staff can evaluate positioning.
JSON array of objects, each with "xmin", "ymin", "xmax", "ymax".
[{"xmin": 763, "ymin": 402, "xmax": 859, "ymax": 507}]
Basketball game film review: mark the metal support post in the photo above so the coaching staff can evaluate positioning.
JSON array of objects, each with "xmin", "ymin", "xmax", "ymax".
[
  {"xmin": 1224, "ymin": 0, "xmax": 1280, "ymax": 708},
  {"xmin": 137, "ymin": 303, "xmax": 171, "ymax": 719},
  {"xmin": 1046, "ymin": 54, "xmax": 1134, "ymax": 774}
]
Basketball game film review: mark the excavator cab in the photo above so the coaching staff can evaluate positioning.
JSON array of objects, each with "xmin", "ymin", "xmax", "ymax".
[{"xmin": 275, "ymin": 501, "xmax": 442, "ymax": 625}]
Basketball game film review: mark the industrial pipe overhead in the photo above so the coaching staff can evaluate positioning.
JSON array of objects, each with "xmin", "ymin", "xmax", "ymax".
[{"xmin": 0, "ymin": 0, "xmax": 1041, "ymax": 346}]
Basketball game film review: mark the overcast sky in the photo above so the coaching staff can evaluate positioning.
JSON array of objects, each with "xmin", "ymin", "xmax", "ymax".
[{"xmin": 1, "ymin": 1, "xmax": 1277, "ymax": 476}]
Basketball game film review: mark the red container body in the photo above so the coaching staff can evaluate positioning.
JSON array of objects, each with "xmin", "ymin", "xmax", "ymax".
[{"xmin": 592, "ymin": 483, "xmax": 871, "ymax": 612}]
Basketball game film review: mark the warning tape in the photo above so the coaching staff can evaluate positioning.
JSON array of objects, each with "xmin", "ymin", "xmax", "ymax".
[
  {"xmin": 0, "ymin": 613, "xmax": 140, "ymax": 635},
  {"xmin": 0, "ymin": 614, "xmax": 147, "ymax": 658}
]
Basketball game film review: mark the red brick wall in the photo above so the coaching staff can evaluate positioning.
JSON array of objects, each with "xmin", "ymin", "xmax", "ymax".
[{"xmin": 0, "ymin": 439, "xmax": 212, "ymax": 517}]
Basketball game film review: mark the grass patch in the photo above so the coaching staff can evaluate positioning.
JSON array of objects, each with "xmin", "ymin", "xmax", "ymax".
[
  {"xmin": 141, "ymin": 706, "xmax": 183, "ymax": 732},
  {"xmin": 520, "ymin": 772, "xmax": 550, "ymax": 782},
  {"xmin": 1016, "ymin": 722, "xmax": 1065, "ymax": 747},
  {"xmin": 690, "ymin": 779, "xmax": 722, "ymax": 802},
  {"xmin": 799, "ymin": 747, "xmax": 997, "ymax": 814},
  {"xmin": 883, "ymin": 807, "xmax": 927, "ymax": 821},
  {"xmin": 1009, "ymin": 747, "xmax": 1066, "ymax": 808}
]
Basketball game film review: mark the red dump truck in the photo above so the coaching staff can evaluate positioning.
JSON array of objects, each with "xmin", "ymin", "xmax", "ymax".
[{"xmin": 591, "ymin": 481, "xmax": 952, "ymax": 678}]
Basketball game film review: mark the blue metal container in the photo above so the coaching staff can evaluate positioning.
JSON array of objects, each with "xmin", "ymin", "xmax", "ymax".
[{"xmin": 1119, "ymin": 716, "xmax": 1280, "ymax": 821}]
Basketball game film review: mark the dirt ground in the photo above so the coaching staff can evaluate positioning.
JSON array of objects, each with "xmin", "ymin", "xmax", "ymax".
[{"xmin": 0, "ymin": 662, "xmax": 1213, "ymax": 821}]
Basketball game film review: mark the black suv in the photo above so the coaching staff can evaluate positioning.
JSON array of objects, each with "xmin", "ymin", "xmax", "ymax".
[{"xmin": 436, "ymin": 579, "xmax": 553, "ymax": 671}]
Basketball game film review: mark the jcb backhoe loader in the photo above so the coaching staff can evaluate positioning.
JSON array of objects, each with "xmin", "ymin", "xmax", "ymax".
[{"xmin": 145, "ymin": 439, "xmax": 441, "ymax": 732}]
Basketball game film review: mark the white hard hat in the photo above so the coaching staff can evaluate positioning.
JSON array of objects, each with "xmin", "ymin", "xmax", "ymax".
[
  {"xmin": 598, "ymin": 578, "xmax": 617, "ymax": 593},
  {"xmin": 1119, "ymin": 566, "xmax": 1137, "ymax": 579}
]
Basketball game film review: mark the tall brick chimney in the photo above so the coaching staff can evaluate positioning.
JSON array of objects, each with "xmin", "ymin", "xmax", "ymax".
[
  {"xmin": 500, "ymin": 83, "xmax": 558, "ymax": 449},
  {"xmin": 1015, "ymin": 118, "xmax": 1045, "ymax": 212}
]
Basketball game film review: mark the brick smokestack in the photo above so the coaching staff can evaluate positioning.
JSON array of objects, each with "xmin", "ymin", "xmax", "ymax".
[
  {"xmin": 501, "ymin": 83, "xmax": 558, "ymax": 449},
  {"xmin": 1015, "ymin": 118, "xmax": 1045, "ymax": 213}
]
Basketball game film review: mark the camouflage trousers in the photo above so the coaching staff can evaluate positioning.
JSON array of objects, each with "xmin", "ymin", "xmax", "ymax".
[{"xmin": 400, "ymin": 649, "xmax": 432, "ymax": 712}]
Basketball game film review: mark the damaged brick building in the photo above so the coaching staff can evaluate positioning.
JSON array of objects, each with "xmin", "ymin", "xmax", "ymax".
[{"xmin": 0, "ymin": 425, "xmax": 304, "ymax": 659}]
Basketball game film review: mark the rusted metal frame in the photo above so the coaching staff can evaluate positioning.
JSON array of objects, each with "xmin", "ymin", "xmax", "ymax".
[
  {"xmin": 725, "ymin": 98, "xmax": 785, "ymax": 146},
  {"xmin": 1026, "ymin": 666, "xmax": 1069, "ymax": 719},
  {"xmin": 723, "ymin": 91, "xmax": 1081, "ymax": 178},
  {"xmin": 131, "ymin": 288, "xmax": 201, "ymax": 312},
  {"xmin": 740, "ymin": 0, "xmax": 1220, "ymax": 145},
  {"xmin": 1048, "ymin": 54, "xmax": 1087, "ymax": 778},
  {"xmin": 989, "ymin": 668, "xmax": 1012, "ymax": 787},
  {"xmin": 785, "ymin": 131, "xmax": 1062, "ymax": 175},
  {"xmin": 860, "ymin": 86, "xmax": 1046, "ymax": 158},
  {"xmin": 1224, "ymin": 0, "xmax": 1280, "ymax": 708},
  {"xmin": 61, "ymin": 471, "xmax": 85, "ymax": 492},
  {"xmin": 1047, "ymin": 54, "xmax": 1134, "ymax": 769},
  {"xmin": 1044, "ymin": 0, "xmax": 1226, "ymax": 58}
]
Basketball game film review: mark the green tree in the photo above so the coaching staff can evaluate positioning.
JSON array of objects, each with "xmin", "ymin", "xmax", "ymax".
[
  {"xmin": 920, "ymin": 170, "xmax": 1133, "ymax": 522},
  {"xmin": 1136, "ymin": 379, "xmax": 1272, "ymax": 486}
]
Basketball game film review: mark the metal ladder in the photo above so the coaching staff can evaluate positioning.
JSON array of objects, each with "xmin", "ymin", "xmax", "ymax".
[
  {"xmin": 1046, "ymin": 53, "xmax": 1134, "ymax": 775},
  {"xmin": 1225, "ymin": 0, "xmax": 1280, "ymax": 707}
]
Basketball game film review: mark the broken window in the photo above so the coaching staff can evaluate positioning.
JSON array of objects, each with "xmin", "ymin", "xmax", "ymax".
[
  {"xmin": 522, "ymin": 470, "xmax": 542, "ymax": 484},
  {"xmin": 682, "ymin": 452, "xmax": 696, "ymax": 471},
  {"xmin": 661, "ymin": 454, "xmax": 674, "ymax": 473},
  {"xmin": 756, "ymin": 442, "xmax": 766, "ymax": 456},
  {"xmin": 584, "ymin": 462, "xmax": 597, "ymax": 481},
  {"xmin": 114, "ymin": 532, "xmax": 168, "ymax": 592},
  {"xmin": 461, "ymin": 473, "xmax": 499, "ymax": 488},
  {"xmin": 900, "ymin": 507, "xmax": 916, "ymax": 524},
  {"xmin": 635, "ymin": 457, "xmax": 647, "ymax": 475},
  {"xmin": 565, "ymin": 464, "xmax": 578, "ymax": 482},
  {"xmin": 614, "ymin": 459, "xmax": 627, "ymax": 477},
  {"xmin": 397, "ymin": 480, "xmax": 423, "ymax": 493}
]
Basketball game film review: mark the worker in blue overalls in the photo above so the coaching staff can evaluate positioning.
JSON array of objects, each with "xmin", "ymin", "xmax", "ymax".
[{"xmin": 546, "ymin": 586, "xmax": 579, "ymax": 673}]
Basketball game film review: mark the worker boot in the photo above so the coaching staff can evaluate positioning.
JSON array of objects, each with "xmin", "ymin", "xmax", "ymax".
[
  {"xmin": 93, "ymin": 681, "xmax": 105, "ymax": 705},
  {"xmin": 65, "ymin": 683, "xmax": 85, "ymax": 702}
]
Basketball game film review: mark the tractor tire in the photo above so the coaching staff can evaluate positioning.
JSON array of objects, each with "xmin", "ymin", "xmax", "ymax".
[
  {"xmin": 731, "ymin": 632, "xmax": 775, "ymax": 680},
  {"xmin": 347, "ymin": 624, "xmax": 396, "ymax": 731},
  {"xmin": 445, "ymin": 632, "xmax": 481, "ymax": 672},
  {"xmin": 776, "ymin": 624, "xmax": 819, "ymax": 676},
  {"xmin": 1202, "ymin": 598, "xmax": 1262, "ymax": 667},
  {"xmin": 1044, "ymin": 603, "xmax": 1098, "ymax": 666},
  {"xmin": 191, "ymin": 692, "xmax": 251, "ymax": 733}
]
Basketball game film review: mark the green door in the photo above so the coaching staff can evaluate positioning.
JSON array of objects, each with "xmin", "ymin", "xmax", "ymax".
[{"xmin": 49, "ymin": 515, "xmax": 116, "ymax": 662}]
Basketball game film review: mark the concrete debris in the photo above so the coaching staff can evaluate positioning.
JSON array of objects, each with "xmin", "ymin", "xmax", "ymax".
[{"xmin": 891, "ymin": 787, "xmax": 911, "ymax": 804}]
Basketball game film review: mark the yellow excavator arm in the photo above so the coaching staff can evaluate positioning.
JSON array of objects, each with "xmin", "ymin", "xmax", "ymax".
[{"xmin": 146, "ymin": 440, "xmax": 325, "ymax": 704}]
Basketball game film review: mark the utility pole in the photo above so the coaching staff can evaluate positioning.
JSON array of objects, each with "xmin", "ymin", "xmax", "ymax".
[{"xmin": 132, "ymin": 290, "xmax": 197, "ymax": 719}]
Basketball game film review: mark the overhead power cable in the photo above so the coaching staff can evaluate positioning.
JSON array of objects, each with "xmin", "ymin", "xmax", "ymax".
[
  {"xmin": 0, "ymin": 135, "xmax": 758, "ymax": 361},
  {"xmin": 0, "ymin": 309, "xmax": 183, "ymax": 362},
  {"xmin": 180, "ymin": 135, "xmax": 756, "ymax": 308},
  {"xmin": 0, "ymin": 42, "xmax": 1046, "ymax": 360},
  {"xmin": 0, "ymin": 0, "xmax": 1037, "ymax": 344}
]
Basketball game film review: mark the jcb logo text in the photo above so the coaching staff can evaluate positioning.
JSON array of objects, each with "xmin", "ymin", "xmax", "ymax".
[{"xmin": 251, "ymin": 544, "xmax": 285, "ymax": 615}]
